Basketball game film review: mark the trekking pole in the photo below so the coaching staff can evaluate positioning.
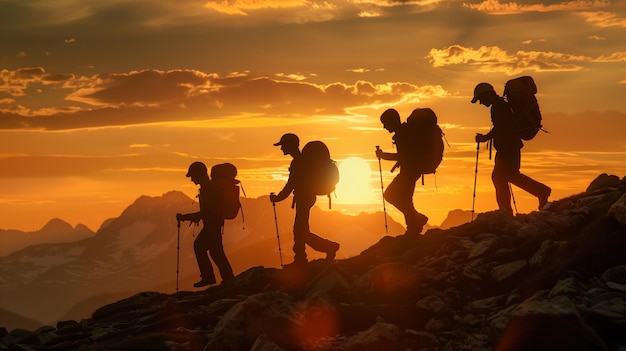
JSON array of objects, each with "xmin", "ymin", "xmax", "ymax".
[
  {"xmin": 509, "ymin": 183, "xmax": 518, "ymax": 215},
  {"xmin": 471, "ymin": 141, "xmax": 480, "ymax": 222},
  {"xmin": 270, "ymin": 193, "xmax": 284, "ymax": 267},
  {"xmin": 176, "ymin": 219, "xmax": 181, "ymax": 292},
  {"xmin": 375, "ymin": 146, "xmax": 389, "ymax": 235}
]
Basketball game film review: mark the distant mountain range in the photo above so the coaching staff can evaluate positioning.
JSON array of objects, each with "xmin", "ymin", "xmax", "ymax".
[
  {"xmin": 0, "ymin": 219, "xmax": 94, "ymax": 256},
  {"xmin": 0, "ymin": 190, "xmax": 474, "ymax": 330}
]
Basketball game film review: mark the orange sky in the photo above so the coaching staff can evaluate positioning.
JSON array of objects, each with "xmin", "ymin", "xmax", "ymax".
[{"xmin": 1, "ymin": 0, "xmax": 625, "ymax": 232}]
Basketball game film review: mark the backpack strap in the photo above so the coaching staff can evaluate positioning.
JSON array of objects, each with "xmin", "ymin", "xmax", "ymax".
[{"xmin": 239, "ymin": 181, "xmax": 246, "ymax": 229}]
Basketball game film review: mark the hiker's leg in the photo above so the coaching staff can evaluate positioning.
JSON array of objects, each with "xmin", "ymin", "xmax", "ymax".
[
  {"xmin": 383, "ymin": 175, "xmax": 401, "ymax": 208},
  {"xmin": 205, "ymin": 222, "xmax": 234, "ymax": 282},
  {"xmin": 384, "ymin": 173, "xmax": 415, "ymax": 212},
  {"xmin": 293, "ymin": 194, "xmax": 314, "ymax": 263},
  {"xmin": 508, "ymin": 150, "xmax": 551, "ymax": 209},
  {"xmin": 305, "ymin": 231, "xmax": 339, "ymax": 255},
  {"xmin": 492, "ymin": 152, "xmax": 514, "ymax": 214},
  {"xmin": 194, "ymin": 227, "xmax": 217, "ymax": 283},
  {"xmin": 386, "ymin": 171, "xmax": 424, "ymax": 231},
  {"xmin": 403, "ymin": 173, "xmax": 428, "ymax": 232},
  {"xmin": 510, "ymin": 173, "xmax": 551, "ymax": 197}
]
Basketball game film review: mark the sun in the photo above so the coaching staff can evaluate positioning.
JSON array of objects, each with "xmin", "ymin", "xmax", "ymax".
[{"xmin": 335, "ymin": 157, "xmax": 375, "ymax": 204}]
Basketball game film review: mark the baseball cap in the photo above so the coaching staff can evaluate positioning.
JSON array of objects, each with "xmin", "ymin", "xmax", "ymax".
[
  {"xmin": 471, "ymin": 82, "xmax": 495, "ymax": 103},
  {"xmin": 273, "ymin": 133, "xmax": 299, "ymax": 147}
]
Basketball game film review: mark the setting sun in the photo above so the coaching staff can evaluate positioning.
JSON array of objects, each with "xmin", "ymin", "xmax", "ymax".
[{"xmin": 335, "ymin": 157, "xmax": 376, "ymax": 204}]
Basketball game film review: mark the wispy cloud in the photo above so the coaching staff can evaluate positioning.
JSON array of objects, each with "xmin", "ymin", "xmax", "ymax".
[
  {"xmin": 204, "ymin": 0, "xmax": 315, "ymax": 16},
  {"xmin": 426, "ymin": 45, "xmax": 626, "ymax": 74},
  {"xmin": 463, "ymin": 0, "xmax": 609, "ymax": 15},
  {"xmin": 577, "ymin": 10, "xmax": 626, "ymax": 27},
  {"xmin": 203, "ymin": 0, "xmax": 440, "ymax": 18}
]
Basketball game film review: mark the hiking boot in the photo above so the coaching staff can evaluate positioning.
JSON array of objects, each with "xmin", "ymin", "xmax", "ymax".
[
  {"xmin": 407, "ymin": 213, "xmax": 428, "ymax": 234},
  {"xmin": 326, "ymin": 242, "xmax": 340, "ymax": 261},
  {"xmin": 406, "ymin": 225, "xmax": 424, "ymax": 235},
  {"xmin": 538, "ymin": 188, "xmax": 552, "ymax": 210},
  {"xmin": 193, "ymin": 277, "xmax": 216, "ymax": 288}
]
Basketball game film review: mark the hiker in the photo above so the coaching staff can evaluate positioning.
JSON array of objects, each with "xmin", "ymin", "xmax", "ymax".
[
  {"xmin": 471, "ymin": 82, "xmax": 551, "ymax": 214},
  {"xmin": 375, "ymin": 108, "xmax": 431, "ymax": 234},
  {"xmin": 176, "ymin": 161, "xmax": 234, "ymax": 288},
  {"xmin": 269, "ymin": 133, "xmax": 340, "ymax": 267}
]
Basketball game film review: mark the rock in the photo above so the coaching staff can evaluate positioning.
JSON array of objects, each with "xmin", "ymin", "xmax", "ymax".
[
  {"xmin": 495, "ymin": 296, "xmax": 607, "ymax": 351},
  {"xmin": 528, "ymin": 240, "xmax": 567, "ymax": 269},
  {"xmin": 601, "ymin": 265, "xmax": 626, "ymax": 284},
  {"xmin": 608, "ymin": 193, "xmax": 626, "ymax": 226},
  {"xmin": 491, "ymin": 260, "xmax": 528, "ymax": 282},
  {"xmin": 468, "ymin": 237, "xmax": 499, "ymax": 259},
  {"xmin": 354, "ymin": 262, "xmax": 419, "ymax": 303},
  {"xmin": 586, "ymin": 173, "xmax": 621, "ymax": 192},
  {"xmin": 342, "ymin": 318, "xmax": 401, "ymax": 351},
  {"xmin": 415, "ymin": 295, "xmax": 448, "ymax": 315},
  {"xmin": 204, "ymin": 291, "xmax": 299, "ymax": 351}
]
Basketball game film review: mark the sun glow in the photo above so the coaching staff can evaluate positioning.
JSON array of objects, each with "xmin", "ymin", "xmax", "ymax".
[{"xmin": 335, "ymin": 157, "xmax": 376, "ymax": 204}]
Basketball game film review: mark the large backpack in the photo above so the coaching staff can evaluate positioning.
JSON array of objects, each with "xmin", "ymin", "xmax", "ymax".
[
  {"xmin": 210, "ymin": 163, "xmax": 242, "ymax": 220},
  {"xmin": 300, "ymin": 141, "xmax": 339, "ymax": 208},
  {"xmin": 504, "ymin": 76, "xmax": 544, "ymax": 140},
  {"xmin": 404, "ymin": 108, "xmax": 444, "ymax": 174}
]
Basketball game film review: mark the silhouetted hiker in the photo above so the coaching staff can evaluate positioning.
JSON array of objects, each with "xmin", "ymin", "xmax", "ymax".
[
  {"xmin": 376, "ymin": 108, "xmax": 435, "ymax": 234},
  {"xmin": 176, "ymin": 161, "xmax": 234, "ymax": 288},
  {"xmin": 471, "ymin": 82, "xmax": 551, "ymax": 214},
  {"xmin": 270, "ymin": 133, "xmax": 340, "ymax": 267}
]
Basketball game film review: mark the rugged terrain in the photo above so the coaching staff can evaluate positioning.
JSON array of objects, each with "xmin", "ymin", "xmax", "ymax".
[{"xmin": 2, "ymin": 173, "xmax": 626, "ymax": 351}]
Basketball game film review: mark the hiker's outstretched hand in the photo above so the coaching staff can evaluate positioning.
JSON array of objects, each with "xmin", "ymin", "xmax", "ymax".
[
  {"xmin": 375, "ymin": 148, "xmax": 384, "ymax": 159},
  {"xmin": 176, "ymin": 213, "xmax": 200, "ymax": 225},
  {"xmin": 475, "ymin": 133, "xmax": 489, "ymax": 143}
]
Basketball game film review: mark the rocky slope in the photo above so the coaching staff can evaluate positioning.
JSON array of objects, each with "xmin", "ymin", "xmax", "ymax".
[
  {"xmin": 0, "ymin": 192, "xmax": 405, "ymax": 329},
  {"xmin": 2, "ymin": 173, "xmax": 625, "ymax": 351}
]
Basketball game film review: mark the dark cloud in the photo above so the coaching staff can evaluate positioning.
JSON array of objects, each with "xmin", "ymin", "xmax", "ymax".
[{"xmin": 1, "ymin": 69, "xmax": 445, "ymax": 130}]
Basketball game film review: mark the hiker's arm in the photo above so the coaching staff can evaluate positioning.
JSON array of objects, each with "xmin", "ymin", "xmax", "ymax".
[
  {"xmin": 270, "ymin": 177, "xmax": 294, "ymax": 202},
  {"xmin": 475, "ymin": 131, "xmax": 493, "ymax": 143},
  {"xmin": 271, "ymin": 187, "xmax": 292, "ymax": 202},
  {"xmin": 375, "ymin": 148, "xmax": 398, "ymax": 161},
  {"xmin": 176, "ymin": 212, "xmax": 201, "ymax": 224}
]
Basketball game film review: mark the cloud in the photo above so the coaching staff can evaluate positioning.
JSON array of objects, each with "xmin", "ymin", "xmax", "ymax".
[
  {"xmin": 204, "ymin": 0, "xmax": 313, "ymax": 16},
  {"xmin": 426, "ymin": 45, "xmax": 626, "ymax": 74},
  {"xmin": 1, "ymin": 67, "xmax": 75, "ymax": 97},
  {"xmin": 588, "ymin": 34, "xmax": 606, "ymax": 40},
  {"xmin": 462, "ymin": 0, "xmax": 610, "ymax": 15},
  {"xmin": 577, "ymin": 10, "xmax": 626, "ymax": 27},
  {"xmin": 199, "ymin": 0, "xmax": 442, "ymax": 24},
  {"xmin": 521, "ymin": 39, "xmax": 547, "ymax": 45},
  {"xmin": 0, "ymin": 68, "xmax": 448, "ymax": 131}
]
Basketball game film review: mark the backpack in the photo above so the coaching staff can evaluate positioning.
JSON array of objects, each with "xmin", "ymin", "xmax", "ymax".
[
  {"xmin": 210, "ymin": 163, "xmax": 242, "ymax": 220},
  {"xmin": 300, "ymin": 141, "xmax": 340, "ymax": 208},
  {"xmin": 503, "ymin": 76, "xmax": 544, "ymax": 140},
  {"xmin": 404, "ymin": 108, "xmax": 444, "ymax": 174}
]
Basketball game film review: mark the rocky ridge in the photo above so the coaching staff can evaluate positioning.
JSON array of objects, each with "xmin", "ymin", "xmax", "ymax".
[{"xmin": 1, "ymin": 173, "xmax": 625, "ymax": 351}]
